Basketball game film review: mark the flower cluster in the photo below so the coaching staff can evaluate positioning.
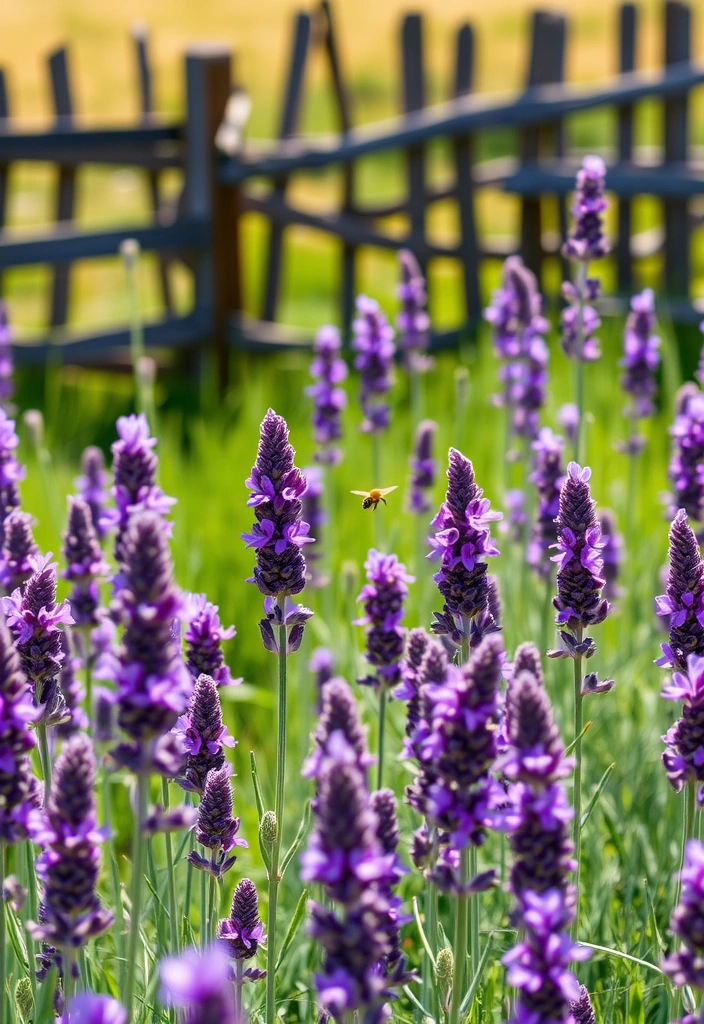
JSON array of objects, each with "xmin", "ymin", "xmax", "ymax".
[
  {"xmin": 527, "ymin": 429, "xmax": 565, "ymax": 579},
  {"xmin": 75, "ymin": 446, "xmax": 110, "ymax": 541},
  {"xmin": 0, "ymin": 509, "xmax": 37, "ymax": 592},
  {"xmin": 352, "ymin": 295, "xmax": 396, "ymax": 434},
  {"xmin": 663, "ymin": 838, "xmax": 704, "ymax": 988},
  {"xmin": 101, "ymin": 511, "xmax": 192, "ymax": 775},
  {"xmin": 306, "ymin": 324, "xmax": 347, "ymax": 464},
  {"xmin": 188, "ymin": 765, "xmax": 247, "ymax": 879},
  {"xmin": 428, "ymin": 448, "xmax": 502, "ymax": 644},
  {"xmin": 619, "ymin": 288, "xmax": 661, "ymax": 449},
  {"xmin": 394, "ymin": 627, "xmax": 430, "ymax": 740},
  {"xmin": 63, "ymin": 497, "xmax": 109, "ymax": 640},
  {"xmin": 397, "ymin": 249, "xmax": 430, "ymax": 371},
  {"xmin": 301, "ymin": 465, "xmax": 327, "ymax": 588},
  {"xmin": 0, "ymin": 409, "xmax": 24, "ymax": 551},
  {"xmin": 242, "ymin": 409, "xmax": 312, "ymax": 600},
  {"xmin": 669, "ymin": 386, "xmax": 704, "ymax": 524},
  {"xmin": 176, "ymin": 673, "xmax": 235, "ymax": 796},
  {"xmin": 655, "ymin": 509, "xmax": 704, "ymax": 671},
  {"xmin": 550, "ymin": 463, "xmax": 608, "ymax": 644},
  {"xmin": 217, "ymin": 877, "xmax": 265, "ymax": 970},
  {"xmin": 184, "ymin": 593, "xmax": 237, "ymax": 688},
  {"xmin": 56, "ymin": 635, "xmax": 88, "ymax": 739},
  {"xmin": 0, "ymin": 614, "xmax": 39, "ymax": 844},
  {"xmin": 485, "ymin": 256, "xmax": 549, "ymax": 440},
  {"xmin": 3, "ymin": 553, "xmax": 73, "ymax": 724},
  {"xmin": 160, "ymin": 945, "xmax": 238, "ymax": 1024},
  {"xmin": 28, "ymin": 734, "xmax": 113, "ymax": 957},
  {"xmin": 356, "ymin": 550, "xmax": 413, "ymax": 693},
  {"xmin": 104, "ymin": 414, "xmax": 175, "ymax": 567},
  {"xmin": 303, "ymin": 675, "xmax": 374, "ymax": 783},
  {"xmin": 407, "ymin": 419, "xmax": 436, "ymax": 515},
  {"xmin": 661, "ymin": 654, "xmax": 704, "ymax": 806}
]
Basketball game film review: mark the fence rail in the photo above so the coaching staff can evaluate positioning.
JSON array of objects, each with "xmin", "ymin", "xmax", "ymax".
[{"xmin": 1, "ymin": 0, "xmax": 704, "ymax": 375}]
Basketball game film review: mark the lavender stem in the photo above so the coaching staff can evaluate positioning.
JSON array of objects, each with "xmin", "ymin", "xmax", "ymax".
[
  {"xmin": 573, "ymin": 262, "xmax": 588, "ymax": 463},
  {"xmin": 200, "ymin": 867, "xmax": 207, "ymax": 950},
  {"xmin": 234, "ymin": 960, "xmax": 244, "ymax": 1023},
  {"xmin": 162, "ymin": 777, "xmax": 180, "ymax": 954},
  {"xmin": 449, "ymin": 846, "xmax": 470, "ymax": 1024},
  {"xmin": 266, "ymin": 603, "xmax": 288, "ymax": 1024},
  {"xmin": 24, "ymin": 841, "xmax": 38, "ymax": 1006},
  {"xmin": 103, "ymin": 769, "xmax": 126, "ymax": 990},
  {"xmin": 208, "ymin": 875, "xmax": 216, "ymax": 946},
  {"xmin": 0, "ymin": 846, "xmax": 5, "ymax": 1024},
  {"xmin": 37, "ymin": 721, "xmax": 51, "ymax": 797},
  {"xmin": 377, "ymin": 690, "xmax": 387, "ymax": 790},
  {"xmin": 125, "ymin": 772, "xmax": 149, "ymax": 1021},
  {"xmin": 571, "ymin": 626, "xmax": 584, "ymax": 942}
]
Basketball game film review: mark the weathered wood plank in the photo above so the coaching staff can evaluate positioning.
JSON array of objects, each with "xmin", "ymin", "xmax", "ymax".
[
  {"xmin": 452, "ymin": 22, "xmax": 481, "ymax": 324},
  {"xmin": 48, "ymin": 47, "xmax": 76, "ymax": 329},
  {"xmin": 402, "ymin": 13, "xmax": 428, "ymax": 277},
  {"xmin": 617, "ymin": 3, "xmax": 637, "ymax": 291},
  {"xmin": 663, "ymin": 0, "xmax": 690, "ymax": 296}
]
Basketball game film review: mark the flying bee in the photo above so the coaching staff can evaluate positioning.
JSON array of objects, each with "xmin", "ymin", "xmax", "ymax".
[{"xmin": 350, "ymin": 486, "xmax": 398, "ymax": 511}]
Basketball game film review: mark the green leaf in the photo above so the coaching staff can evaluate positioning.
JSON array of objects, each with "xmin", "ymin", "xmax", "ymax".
[
  {"xmin": 275, "ymin": 888, "xmax": 309, "ymax": 973},
  {"xmin": 250, "ymin": 751, "xmax": 266, "ymax": 822},
  {"xmin": 565, "ymin": 720, "xmax": 592, "ymax": 756},
  {"xmin": 280, "ymin": 800, "xmax": 312, "ymax": 879},
  {"xmin": 578, "ymin": 941, "xmax": 664, "ymax": 976},
  {"xmin": 34, "ymin": 968, "xmax": 58, "ymax": 1024},
  {"xmin": 411, "ymin": 896, "xmax": 438, "ymax": 974},
  {"xmin": 5, "ymin": 906, "xmax": 29, "ymax": 973},
  {"xmin": 459, "ymin": 932, "xmax": 495, "ymax": 1017},
  {"xmin": 580, "ymin": 762, "xmax": 616, "ymax": 831}
]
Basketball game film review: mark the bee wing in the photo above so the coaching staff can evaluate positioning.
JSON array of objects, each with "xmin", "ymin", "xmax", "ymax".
[
  {"xmin": 378, "ymin": 486, "xmax": 398, "ymax": 496},
  {"xmin": 350, "ymin": 490, "xmax": 369, "ymax": 496}
]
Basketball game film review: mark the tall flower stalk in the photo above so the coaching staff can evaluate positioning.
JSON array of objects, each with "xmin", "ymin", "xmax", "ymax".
[
  {"xmin": 397, "ymin": 249, "xmax": 431, "ymax": 426},
  {"xmin": 561, "ymin": 156, "xmax": 608, "ymax": 462},
  {"xmin": 548, "ymin": 463, "xmax": 611, "ymax": 936},
  {"xmin": 242, "ymin": 409, "xmax": 312, "ymax": 1024}
]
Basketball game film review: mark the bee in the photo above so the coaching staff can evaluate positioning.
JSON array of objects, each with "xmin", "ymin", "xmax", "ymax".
[{"xmin": 350, "ymin": 486, "xmax": 398, "ymax": 511}]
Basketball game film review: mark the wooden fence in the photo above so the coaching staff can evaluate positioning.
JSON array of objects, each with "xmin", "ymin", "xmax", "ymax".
[{"xmin": 2, "ymin": 0, "xmax": 704, "ymax": 375}]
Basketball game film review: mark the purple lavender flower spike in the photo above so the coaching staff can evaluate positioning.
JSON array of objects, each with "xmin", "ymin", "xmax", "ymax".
[
  {"xmin": 370, "ymin": 789, "xmax": 414, "ymax": 985},
  {"xmin": 27, "ymin": 734, "xmax": 113, "ymax": 955},
  {"xmin": 356, "ymin": 550, "xmax": 413, "ymax": 693},
  {"xmin": 3, "ymin": 553, "xmax": 73, "ymax": 724},
  {"xmin": 485, "ymin": 256, "xmax": 549, "ymax": 441},
  {"xmin": 184, "ymin": 594, "xmax": 237, "ymax": 687},
  {"xmin": 217, "ymin": 877, "xmax": 266, "ymax": 967},
  {"xmin": 302, "ymin": 466, "xmax": 327, "ymax": 588},
  {"xmin": 661, "ymin": 654, "xmax": 704, "ymax": 805},
  {"xmin": 669, "ymin": 387, "xmax": 704, "ymax": 524},
  {"xmin": 560, "ymin": 285, "xmax": 602, "ymax": 363},
  {"xmin": 176, "ymin": 674, "xmax": 236, "ymax": 796},
  {"xmin": 103, "ymin": 413, "xmax": 175, "ymax": 567},
  {"xmin": 527, "ymin": 429, "xmax": 565, "ymax": 579},
  {"xmin": 309, "ymin": 646, "xmax": 335, "ymax": 706},
  {"xmin": 160, "ymin": 945, "xmax": 237, "ymax": 1024},
  {"xmin": 663, "ymin": 839, "xmax": 704, "ymax": 988},
  {"xmin": 599, "ymin": 509, "xmax": 622, "ymax": 602},
  {"xmin": 0, "ymin": 509, "xmax": 37, "ymax": 592},
  {"xmin": 407, "ymin": 419, "xmax": 437, "ymax": 515},
  {"xmin": 352, "ymin": 295, "xmax": 396, "ymax": 434},
  {"xmin": 243, "ymin": 409, "xmax": 312, "ymax": 605},
  {"xmin": 397, "ymin": 249, "xmax": 431, "ymax": 372},
  {"xmin": 188, "ymin": 765, "xmax": 247, "ymax": 880},
  {"xmin": 75, "ymin": 446, "xmax": 110, "ymax": 541},
  {"xmin": 394, "ymin": 627, "xmax": 430, "ymax": 738},
  {"xmin": 63, "ymin": 497, "xmax": 109, "ymax": 648},
  {"xmin": 563, "ymin": 155, "xmax": 608, "ymax": 262},
  {"xmin": 428, "ymin": 448, "xmax": 502, "ymax": 634},
  {"xmin": 655, "ymin": 509, "xmax": 704, "ymax": 671},
  {"xmin": 503, "ymin": 889, "xmax": 589, "ymax": 1024},
  {"xmin": 550, "ymin": 462, "xmax": 608, "ymax": 640},
  {"xmin": 303, "ymin": 678, "xmax": 374, "ymax": 781},
  {"xmin": 619, "ymin": 289, "xmax": 660, "ymax": 446},
  {"xmin": 558, "ymin": 404, "xmax": 579, "ymax": 445},
  {"xmin": 0, "ymin": 614, "xmax": 40, "ymax": 844},
  {"xmin": 306, "ymin": 325, "xmax": 347, "ymax": 465},
  {"xmin": 98, "ymin": 512, "xmax": 192, "ymax": 776},
  {"xmin": 55, "ymin": 633, "xmax": 88, "ymax": 739},
  {"xmin": 0, "ymin": 302, "xmax": 14, "ymax": 409},
  {"xmin": 0, "ymin": 409, "xmax": 24, "ymax": 549},
  {"xmin": 58, "ymin": 993, "xmax": 127, "ymax": 1024},
  {"xmin": 570, "ymin": 986, "xmax": 596, "ymax": 1024}
]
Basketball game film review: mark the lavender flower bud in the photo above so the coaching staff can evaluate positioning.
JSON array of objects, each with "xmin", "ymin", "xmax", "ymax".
[
  {"xmin": 397, "ymin": 249, "xmax": 430, "ymax": 371},
  {"xmin": 242, "ymin": 409, "xmax": 312, "ymax": 598},
  {"xmin": 0, "ymin": 510, "xmax": 37, "ymax": 592},
  {"xmin": 309, "ymin": 647, "xmax": 335, "ymax": 706},
  {"xmin": 260, "ymin": 811, "xmax": 277, "ymax": 846},
  {"xmin": 356, "ymin": 550, "xmax": 413, "ymax": 693},
  {"xmin": 217, "ymin": 877, "xmax": 265, "ymax": 962},
  {"xmin": 394, "ymin": 627, "xmax": 430, "ymax": 738},
  {"xmin": 570, "ymin": 985, "xmax": 596, "ymax": 1024},
  {"xmin": 512, "ymin": 642, "xmax": 544, "ymax": 687},
  {"xmin": 27, "ymin": 734, "xmax": 113, "ymax": 952},
  {"xmin": 352, "ymin": 295, "xmax": 395, "ymax": 434},
  {"xmin": 663, "ymin": 839, "xmax": 704, "ymax": 988},
  {"xmin": 620, "ymin": 288, "xmax": 660, "ymax": 426},
  {"xmin": 0, "ymin": 410, "xmax": 24, "ymax": 551},
  {"xmin": 0, "ymin": 614, "xmax": 39, "ymax": 844},
  {"xmin": 428, "ymin": 448, "xmax": 502, "ymax": 626},
  {"xmin": 160, "ymin": 945, "xmax": 237, "ymax": 1024},
  {"xmin": 75, "ymin": 446, "xmax": 110, "ymax": 541},
  {"xmin": 527, "ymin": 429, "xmax": 565, "ymax": 578},
  {"xmin": 55, "ymin": 633, "xmax": 88, "ymax": 739},
  {"xmin": 188, "ymin": 766, "xmax": 247, "ymax": 879},
  {"xmin": 407, "ymin": 419, "xmax": 437, "ymax": 514},
  {"xmin": 176, "ymin": 674, "xmax": 236, "ymax": 796},
  {"xmin": 661, "ymin": 654, "xmax": 704, "ymax": 805},
  {"xmin": 63, "ymin": 497, "xmax": 108, "ymax": 633},
  {"xmin": 563, "ymin": 155, "xmax": 608, "ymax": 261},
  {"xmin": 655, "ymin": 509, "xmax": 704, "ymax": 670},
  {"xmin": 551, "ymin": 463, "xmax": 608, "ymax": 636},
  {"xmin": 669, "ymin": 389, "xmax": 704, "ymax": 524},
  {"xmin": 184, "ymin": 594, "xmax": 237, "ymax": 688},
  {"xmin": 303, "ymin": 677, "xmax": 373, "ymax": 781},
  {"xmin": 306, "ymin": 325, "xmax": 347, "ymax": 464}
]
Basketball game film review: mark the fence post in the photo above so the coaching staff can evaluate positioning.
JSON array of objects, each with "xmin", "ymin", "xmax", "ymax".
[
  {"xmin": 48, "ymin": 47, "xmax": 76, "ymax": 330},
  {"xmin": 261, "ymin": 12, "xmax": 312, "ymax": 323},
  {"xmin": 318, "ymin": 1, "xmax": 357, "ymax": 339},
  {"xmin": 184, "ymin": 44, "xmax": 239, "ymax": 393},
  {"xmin": 0, "ymin": 71, "xmax": 9, "ymax": 296},
  {"xmin": 663, "ymin": 0, "xmax": 691, "ymax": 299},
  {"xmin": 519, "ymin": 11, "xmax": 567, "ymax": 283},
  {"xmin": 133, "ymin": 25, "xmax": 174, "ymax": 316},
  {"xmin": 452, "ymin": 23, "xmax": 481, "ymax": 327},
  {"xmin": 616, "ymin": 4, "xmax": 637, "ymax": 294},
  {"xmin": 401, "ymin": 13, "xmax": 427, "ymax": 277}
]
